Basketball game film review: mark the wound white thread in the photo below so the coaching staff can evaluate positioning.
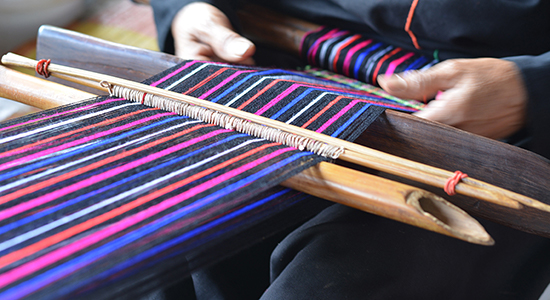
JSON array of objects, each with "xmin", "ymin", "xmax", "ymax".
[{"xmin": 109, "ymin": 84, "xmax": 344, "ymax": 159}]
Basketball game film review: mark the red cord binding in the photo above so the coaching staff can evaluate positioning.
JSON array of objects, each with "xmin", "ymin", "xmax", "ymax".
[
  {"xmin": 141, "ymin": 93, "xmax": 147, "ymax": 104},
  {"xmin": 36, "ymin": 59, "xmax": 52, "ymax": 78},
  {"xmin": 444, "ymin": 171, "xmax": 468, "ymax": 196}
]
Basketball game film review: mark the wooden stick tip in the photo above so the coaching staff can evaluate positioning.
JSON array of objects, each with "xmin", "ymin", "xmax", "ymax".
[{"xmin": 407, "ymin": 191, "xmax": 494, "ymax": 246}]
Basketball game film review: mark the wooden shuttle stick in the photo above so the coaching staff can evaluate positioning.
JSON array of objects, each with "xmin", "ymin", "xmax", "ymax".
[
  {"xmin": 0, "ymin": 65, "xmax": 493, "ymax": 245},
  {"xmin": 5, "ymin": 53, "xmax": 548, "ymax": 215},
  {"xmin": 33, "ymin": 26, "xmax": 550, "ymax": 239},
  {"xmin": 0, "ymin": 64, "xmax": 95, "ymax": 108}
]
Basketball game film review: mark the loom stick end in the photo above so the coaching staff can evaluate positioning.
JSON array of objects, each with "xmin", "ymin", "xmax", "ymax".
[
  {"xmin": 283, "ymin": 162, "xmax": 494, "ymax": 246},
  {"xmin": 405, "ymin": 190, "xmax": 494, "ymax": 246}
]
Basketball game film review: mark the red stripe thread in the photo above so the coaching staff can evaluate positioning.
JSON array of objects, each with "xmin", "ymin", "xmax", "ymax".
[
  {"xmin": 405, "ymin": 0, "xmax": 421, "ymax": 50},
  {"xmin": 0, "ymin": 142, "xmax": 279, "ymax": 270}
]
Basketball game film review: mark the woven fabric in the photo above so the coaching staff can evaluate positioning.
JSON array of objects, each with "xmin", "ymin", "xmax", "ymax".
[
  {"xmin": 150, "ymin": 60, "xmax": 405, "ymax": 133},
  {"xmin": 302, "ymin": 67, "xmax": 425, "ymax": 111},
  {"xmin": 0, "ymin": 97, "xmax": 323, "ymax": 298},
  {"xmin": 301, "ymin": 26, "xmax": 437, "ymax": 86},
  {"xmin": 0, "ymin": 60, "xmax": 400, "ymax": 298}
]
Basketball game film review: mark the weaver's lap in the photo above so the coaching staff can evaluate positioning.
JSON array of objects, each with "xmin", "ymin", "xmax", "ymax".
[
  {"xmin": 260, "ymin": 204, "xmax": 550, "ymax": 299},
  {"xmin": 158, "ymin": 203, "xmax": 550, "ymax": 299}
]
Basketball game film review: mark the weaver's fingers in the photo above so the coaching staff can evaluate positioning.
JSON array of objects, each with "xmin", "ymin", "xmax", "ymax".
[
  {"xmin": 413, "ymin": 89, "xmax": 464, "ymax": 125},
  {"xmin": 174, "ymin": 42, "xmax": 216, "ymax": 62},
  {"xmin": 377, "ymin": 61, "xmax": 460, "ymax": 100},
  {"xmin": 172, "ymin": 3, "xmax": 255, "ymax": 64},
  {"xmin": 204, "ymin": 24, "xmax": 255, "ymax": 64},
  {"xmin": 414, "ymin": 88, "xmax": 521, "ymax": 139},
  {"xmin": 177, "ymin": 3, "xmax": 255, "ymax": 64}
]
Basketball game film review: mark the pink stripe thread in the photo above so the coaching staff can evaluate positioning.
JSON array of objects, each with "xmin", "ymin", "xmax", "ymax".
[
  {"xmin": 331, "ymin": 35, "xmax": 361, "ymax": 73},
  {"xmin": 255, "ymin": 84, "xmax": 300, "ymax": 116},
  {"xmin": 307, "ymin": 29, "xmax": 346, "ymax": 63},
  {"xmin": 0, "ymin": 113, "xmax": 174, "ymax": 173},
  {"xmin": 342, "ymin": 40, "xmax": 372, "ymax": 76},
  {"xmin": 385, "ymin": 52, "xmax": 415, "ymax": 76},
  {"xmin": 0, "ymin": 147, "xmax": 294, "ymax": 288},
  {"xmin": 150, "ymin": 61, "xmax": 197, "ymax": 87},
  {"xmin": 198, "ymin": 70, "xmax": 254, "ymax": 99},
  {"xmin": 0, "ymin": 108, "xmax": 154, "ymax": 160},
  {"xmin": 299, "ymin": 26, "xmax": 325, "ymax": 55},
  {"xmin": 0, "ymin": 128, "xmax": 229, "ymax": 222},
  {"xmin": 0, "ymin": 98, "xmax": 124, "ymax": 132},
  {"xmin": 316, "ymin": 100, "xmax": 361, "ymax": 133}
]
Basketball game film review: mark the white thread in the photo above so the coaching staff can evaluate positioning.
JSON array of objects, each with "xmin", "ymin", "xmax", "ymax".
[
  {"xmin": 0, "ymin": 103, "xmax": 138, "ymax": 146},
  {"xmin": 0, "ymin": 120, "xmax": 201, "ymax": 194},
  {"xmin": 166, "ymin": 64, "xmax": 209, "ymax": 90},
  {"xmin": 109, "ymin": 84, "xmax": 344, "ymax": 159},
  {"xmin": 225, "ymin": 77, "xmax": 269, "ymax": 107},
  {"xmin": 328, "ymin": 36, "xmax": 357, "ymax": 71},
  {"xmin": 365, "ymin": 45, "xmax": 393, "ymax": 80},
  {"xmin": 286, "ymin": 92, "xmax": 327, "ymax": 124},
  {"xmin": 0, "ymin": 138, "xmax": 264, "ymax": 252}
]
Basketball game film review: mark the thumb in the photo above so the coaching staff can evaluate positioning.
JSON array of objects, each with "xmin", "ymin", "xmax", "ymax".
[
  {"xmin": 201, "ymin": 17, "xmax": 255, "ymax": 63},
  {"xmin": 174, "ymin": 3, "xmax": 256, "ymax": 64}
]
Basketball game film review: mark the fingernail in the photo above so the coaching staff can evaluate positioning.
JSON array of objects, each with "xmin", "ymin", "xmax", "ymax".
[
  {"xmin": 226, "ymin": 39, "xmax": 251, "ymax": 57},
  {"xmin": 387, "ymin": 74, "xmax": 408, "ymax": 92}
]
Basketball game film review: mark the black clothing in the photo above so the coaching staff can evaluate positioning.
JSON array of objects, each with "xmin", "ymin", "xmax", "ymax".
[
  {"xmin": 160, "ymin": 203, "xmax": 550, "ymax": 300},
  {"xmin": 149, "ymin": 1, "xmax": 550, "ymax": 299},
  {"xmin": 261, "ymin": 205, "xmax": 550, "ymax": 299},
  {"xmin": 151, "ymin": 0, "xmax": 550, "ymax": 159}
]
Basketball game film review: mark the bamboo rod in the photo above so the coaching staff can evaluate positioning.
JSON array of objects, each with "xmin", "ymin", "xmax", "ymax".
[
  {"xmin": 285, "ymin": 162, "xmax": 492, "ymax": 245},
  {"xmin": 3, "ymin": 53, "xmax": 546, "ymax": 213},
  {"xmin": 0, "ymin": 65, "xmax": 94, "ymax": 109},
  {"xmin": 239, "ymin": 7, "xmax": 550, "ymax": 212},
  {"xmin": 0, "ymin": 65, "xmax": 493, "ymax": 245}
]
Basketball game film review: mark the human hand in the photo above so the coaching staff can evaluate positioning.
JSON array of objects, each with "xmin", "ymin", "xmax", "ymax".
[
  {"xmin": 171, "ymin": 2, "xmax": 255, "ymax": 64},
  {"xmin": 377, "ymin": 58, "xmax": 528, "ymax": 140}
]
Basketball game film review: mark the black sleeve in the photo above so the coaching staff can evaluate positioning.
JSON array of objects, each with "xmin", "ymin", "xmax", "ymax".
[
  {"xmin": 150, "ymin": 0, "xmax": 239, "ymax": 54},
  {"xmin": 506, "ymin": 54, "xmax": 550, "ymax": 159}
]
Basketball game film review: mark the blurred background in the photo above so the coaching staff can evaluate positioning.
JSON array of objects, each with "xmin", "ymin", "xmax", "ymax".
[{"xmin": 0, "ymin": 0, "xmax": 158, "ymax": 120}]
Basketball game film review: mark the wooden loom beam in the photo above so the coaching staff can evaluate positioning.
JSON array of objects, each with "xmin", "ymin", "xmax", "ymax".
[
  {"xmin": 30, "ymin": 26, "xmax": 550, "ymax": 238},
  {"xmin": 0, "ymin": 65, "xmax": 492, "ymax": 245},
  {"xmin": 5, "ymin": 53, "xmax": 543, "ymax": 212}
]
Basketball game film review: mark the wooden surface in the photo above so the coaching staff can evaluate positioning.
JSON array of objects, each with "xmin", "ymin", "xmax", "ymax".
[
  {"xmin": 236, "ymin": 6, "xmax": 550, "ymax": 236},
  {"xmin": 7, "ymin": 52, "xmax": 534, "ymax": 213},
  {"xmin": 36, "ymin": 25, "xmax": 179, "ymax": 94},
  {"xmin": 285, "ymin": 162, "xmax": 491, "ymax": 244},
  {"xmin": 34, "ymin": 25, "xmax": 550, "ymax": 238},
  {"xmin": 0, "ymin": 65, "xmax": 94, "ymax": 109},
  {"xmin": 0, "ymin": 59, "xmax": 493, "ymax": 245},
  {"xmin": 357, "ymin": 111, "xmax": 550, "ymax": 234},
  {"xmin": 237, "ymin": 5, "xmax": 318, "ymax": 56}
]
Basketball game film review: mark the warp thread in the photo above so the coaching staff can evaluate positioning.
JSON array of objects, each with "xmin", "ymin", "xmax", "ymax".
[
  {"xmin": 0, "ymin": 60, "xmax": 399, "ymax": 299},
  {"xmin": 107, "ymin": 84, "xmax": 345, "ymax": 158},
  {"xmin": 301, "ymin": 68, "xmax": 425, "ymax": 111},
  {"xmin": 300, "ymin": 27, "xmax": 437, "ymax": 85}
]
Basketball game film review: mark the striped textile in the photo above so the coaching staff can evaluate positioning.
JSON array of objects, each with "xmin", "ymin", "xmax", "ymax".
[
  {"xmin": 302, "ymin": 67, "xmax": 425, "ymax": 111},
  {"xmin": 300, "ymin": 26, "xmax": 437, "ymax": 86},
  {"xmin": 0, "ymin": 60, "xmax": 397, "ymax": 299}
]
